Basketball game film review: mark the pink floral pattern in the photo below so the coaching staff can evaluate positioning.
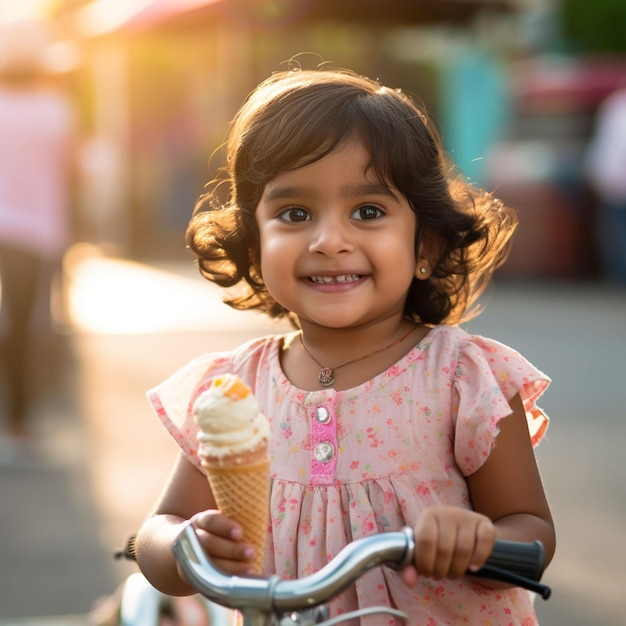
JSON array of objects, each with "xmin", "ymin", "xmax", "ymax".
[{"xmin": 148, "ymin": 325, "xmax": 550, "ymax": 625}]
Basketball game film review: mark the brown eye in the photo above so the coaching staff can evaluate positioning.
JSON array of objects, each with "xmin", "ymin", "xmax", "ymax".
[
  {"xmin": 279, "ymin": 207, "xmax": 310, "ymax": 222},
  {"xmin": 352, "ymin": 205, "xmax": 384, "ymax": 220}
]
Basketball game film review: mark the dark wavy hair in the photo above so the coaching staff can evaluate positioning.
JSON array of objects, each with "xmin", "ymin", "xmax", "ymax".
[{"xmin": 186, "ymin": 68, "xmax": 517, "ymax": 326}]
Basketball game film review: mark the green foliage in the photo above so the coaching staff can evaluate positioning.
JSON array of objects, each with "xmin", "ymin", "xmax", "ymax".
[{"xmin": 562, "ymin": 0, "xmax": 626, "ymax": 53}]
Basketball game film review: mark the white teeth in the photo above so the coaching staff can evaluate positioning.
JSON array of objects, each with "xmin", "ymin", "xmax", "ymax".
[{"xmin": 310, "ymin": 274, "xmax": 360, "ymax": 284}]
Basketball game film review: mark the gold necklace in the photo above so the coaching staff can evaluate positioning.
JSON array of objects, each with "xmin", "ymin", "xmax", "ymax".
[{"xmin": 298, "ymin": 325, "xmax": 419, "ymax": 387}]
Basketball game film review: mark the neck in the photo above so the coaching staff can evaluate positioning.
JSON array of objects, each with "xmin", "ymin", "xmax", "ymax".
[
  {"xmin": 283, "ymin": 320, "xmax": 426, "ymax": 391},
  {"xmin": 298, "ymin": 318, "xmax": 413, "ymax": 355},
  {"xmin": 299, "ymin": 324, "xmax": 419, "ymax": 387}
]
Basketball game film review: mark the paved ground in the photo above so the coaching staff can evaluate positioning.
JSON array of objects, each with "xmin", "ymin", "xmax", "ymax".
[{"xmin": 1, "ymin": 253, "xmax": 624, "ymax": 625}]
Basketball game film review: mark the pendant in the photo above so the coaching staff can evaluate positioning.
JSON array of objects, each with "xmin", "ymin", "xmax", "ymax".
[{"xmin": 318, "ymin": 367, "xmax": 335, "ymax": 387}]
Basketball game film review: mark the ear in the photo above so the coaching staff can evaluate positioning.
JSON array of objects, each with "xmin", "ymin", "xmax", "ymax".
[{"xmin": 415, "ymin": 231, "xmax": 441, "ymax": 280}]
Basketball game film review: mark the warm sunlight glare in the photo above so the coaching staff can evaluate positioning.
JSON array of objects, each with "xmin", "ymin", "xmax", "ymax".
[
  {"xmin": 76, "ymin": 0, "xmax": 154, "ymax": 36},
  {"xmin": 66, "ymin": 244, "xmax": 218, "ymax": 333},
  {"xmin": 64, "ymin": 244, "xmax": 281, "ymax": 335},
  {"xmin": 0, "ymin": 0, "xmax": 49, "ymax": 21}
]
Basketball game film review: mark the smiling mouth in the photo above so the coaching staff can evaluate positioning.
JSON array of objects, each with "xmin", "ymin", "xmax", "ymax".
[{"xmin": 308, "ymin": 274, "xmax": 362, "ymax": 284}]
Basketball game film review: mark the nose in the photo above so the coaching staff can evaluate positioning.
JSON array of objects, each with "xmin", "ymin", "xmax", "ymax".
[{"xmin": 307, "ymin": 216, "xmax": 354, "ymax": 256}]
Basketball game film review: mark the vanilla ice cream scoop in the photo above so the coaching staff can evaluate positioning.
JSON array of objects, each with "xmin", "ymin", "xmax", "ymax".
[{"xmin": 194, "ymin": 374, "xmax": 270, "ymax": 465}]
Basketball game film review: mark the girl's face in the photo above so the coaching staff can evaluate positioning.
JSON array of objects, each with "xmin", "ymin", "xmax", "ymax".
[{"xmin": 255, "ymin": 138, "xmax": 420, "ymax": 331}]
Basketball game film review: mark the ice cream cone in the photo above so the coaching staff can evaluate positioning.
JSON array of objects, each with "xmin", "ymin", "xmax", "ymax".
[
  {"xmin": 194, "ymin": 374, "xmax": 271, "ymax": 574},
  {"xmin": 202, "ymin": 456, "xmax": 270, "ymax": 573}
]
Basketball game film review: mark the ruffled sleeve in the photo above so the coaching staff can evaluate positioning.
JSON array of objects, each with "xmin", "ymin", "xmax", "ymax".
[
  {"xmin": 146, "ymin": 351, "xmax": 234, "ymax": 470},
  {"xmin": 452, "ymin": 334, "xmax": 550, "ymax": 476},
  {"xmin": 145, "ymin": 334, "xmax": 281, "ymax": 471}
]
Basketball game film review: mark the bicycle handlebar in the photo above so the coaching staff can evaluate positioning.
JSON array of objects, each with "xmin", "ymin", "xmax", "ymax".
[{"xmin": 172, "ymin": 523, "xmax": 551, "ymax": 621}]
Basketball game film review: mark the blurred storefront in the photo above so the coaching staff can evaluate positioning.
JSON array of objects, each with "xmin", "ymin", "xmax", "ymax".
[
  {"xmin": 73, "ymin": 0, "xmax": 525, "ymax": 259},
  {"xmin": 484, "ymin": 54, "xmax": 626, "ymax": 277},
  {"xmin": 20, "ymin": 0, "xmax": 625, "ymax": 279}
]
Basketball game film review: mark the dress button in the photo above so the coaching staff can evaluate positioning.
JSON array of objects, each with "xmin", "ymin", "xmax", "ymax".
[
  {"xmin": 314, "ymin": 441, "xmax": 335, "ymax": 463},
  {"xmin": 314, "ymin": 407, "xmax": 331, "ymax": 424}
]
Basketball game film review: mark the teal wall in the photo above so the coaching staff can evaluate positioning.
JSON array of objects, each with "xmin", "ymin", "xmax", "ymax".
[{"xmin": 439, "ymin": 51, "xmax": 509, "ymax": 185}]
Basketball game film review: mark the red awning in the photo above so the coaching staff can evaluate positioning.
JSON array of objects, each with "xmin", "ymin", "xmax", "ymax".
[
  {"xmin": 118, "ymin": 0, "xmax": 516, "ymax": 33},
  {"xmin": 513, "ymin": 56, "xmax": 626, "ymax": 113},
  {"xmin": 120, "ymin": 0, "xmax": 225, "ymax": 32}
]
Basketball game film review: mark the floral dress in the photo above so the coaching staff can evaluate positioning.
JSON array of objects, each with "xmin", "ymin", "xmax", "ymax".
[{"xmin": 148, "ymin": 325, "xmax": 550, "ymax": 626}]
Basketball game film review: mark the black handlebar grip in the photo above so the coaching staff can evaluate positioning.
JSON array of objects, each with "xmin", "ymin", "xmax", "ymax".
[{"xmin": 484, "ymin": 540, "xmax": 545, "ymax": 581}]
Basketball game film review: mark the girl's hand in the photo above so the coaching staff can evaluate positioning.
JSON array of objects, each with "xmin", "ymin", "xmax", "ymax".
[
  {"xmin": 401, "ymin": 506, "xmax": 495, "ymax": 586},
  {"xmin": 188, "ymin": 510, "xmax": 258, "ymax": 575}
]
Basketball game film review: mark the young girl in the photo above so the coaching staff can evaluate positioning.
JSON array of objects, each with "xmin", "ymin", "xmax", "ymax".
[{"xmin": 135, "ymin": 68, "xmax": 555, "ymax": 625}]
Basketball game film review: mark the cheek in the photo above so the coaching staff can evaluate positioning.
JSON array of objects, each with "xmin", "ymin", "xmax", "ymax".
[
  {"xmin": 258, "ymin": 231, "xmax": 282, "ymax": 262},
  {"xmin": 387, "ymin": 224, "xmax": 418, "ymax": 265},
  {"xmin": 255, "ymin": 220, "xmax": 271, "ymax": 267},
  {"xmin": 258, "ymin": 254, "xmax": 295, "ymax": 312},
  {"xmin": 257, "ymin": 234, "xmax": 291, "ymax": 284}
]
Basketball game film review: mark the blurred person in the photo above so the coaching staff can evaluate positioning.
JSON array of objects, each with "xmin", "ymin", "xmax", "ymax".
[
  {"xmin": 0, "ymin": 18, "xmax": 76, "ymax": 461},
  {"xmin": 584, "ymin": 85, "xmax": 626, "ymax": 284}
]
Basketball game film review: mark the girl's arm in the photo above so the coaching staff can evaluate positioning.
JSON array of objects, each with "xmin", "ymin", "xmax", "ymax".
[
  {"xmin": 135, "ymin": 451, "xmax": 258, "ymax": 596},
  {"xmin": 406, "ymin": 393, "xmax": 556, "ymax": 583},
  {"xmin": 468, "ymin": 393, "xmax": 555, "ymax": 556}
]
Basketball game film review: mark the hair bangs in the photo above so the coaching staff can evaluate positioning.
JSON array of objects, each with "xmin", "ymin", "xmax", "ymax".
[{"xmin": 232, "ymin": 79, "xmax": 433, "ymax": 208}]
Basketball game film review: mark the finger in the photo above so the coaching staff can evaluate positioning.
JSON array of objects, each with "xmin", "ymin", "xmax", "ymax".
[
  {"xmin": 208, "ymin": 552, "xmax": 258, "ymax": 576},
  {"xmin": 447, "ymin": 521, "xmax": 477, "ymax": 578},
  {"xmin": 400, "ymin": 565, "xmax": 419, "ymax": 587},
  {"xmin": 430, "ymin": 517, "xmax": 457, "ymax": 580},
  {"xmin": 468, "ymin": 517, "xmax": 495, "ymax": 572},
  {"xmin": 414, "ymin": 513, "xmax": 439, "ymax": 577},
  {"xmin": 196, "ymin": 526, "xmax": 256, "ymax": 569},
  {"xmin": 191, "ymin": 512, "xmax": 256, "ymax": 572},
  {"xmin": 194, "ymin": 511, "xmax": 244, "ymax": 541}
]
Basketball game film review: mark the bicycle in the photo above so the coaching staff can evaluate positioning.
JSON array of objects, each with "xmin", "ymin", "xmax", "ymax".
[{"xmin": 138, "ymin": 522, "xmax": 550, "ymax": 626}]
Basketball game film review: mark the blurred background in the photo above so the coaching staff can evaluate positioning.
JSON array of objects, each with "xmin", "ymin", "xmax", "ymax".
[{"xmin": 0, "ymin": 1, "xmax": 624, "ymax": 625}]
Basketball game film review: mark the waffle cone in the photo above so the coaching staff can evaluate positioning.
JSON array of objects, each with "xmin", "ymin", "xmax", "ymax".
[{"xmin": 202, "ymin": 457, "xmax": 270, "ymax": 573}]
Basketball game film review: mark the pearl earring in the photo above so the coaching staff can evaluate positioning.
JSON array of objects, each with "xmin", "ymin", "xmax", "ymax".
[{"xmin": 419, "ymin": 267, "xmax": 427, "ymax": 275}]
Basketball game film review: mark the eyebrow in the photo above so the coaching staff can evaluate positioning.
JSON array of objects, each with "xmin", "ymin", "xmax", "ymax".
[{"xmin": 262, "ymin": 181, "xmax": 399, "ymax": 203}]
